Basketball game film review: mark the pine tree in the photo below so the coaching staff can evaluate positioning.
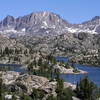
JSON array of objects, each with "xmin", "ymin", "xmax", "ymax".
[
  {"xmin": 56, "ymin": 78, "xmax": 64, "ymax": 100},
  {"xmin": 0, "ymin": 74, "xmax": 2, "ymax": 100},
  {"xmin": 76, "ymin": 76, "xmax": 100, "ymax": 100}
]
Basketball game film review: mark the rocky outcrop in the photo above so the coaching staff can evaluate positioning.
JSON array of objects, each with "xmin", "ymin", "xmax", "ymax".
[
  {"xmin": 0, "ymin": 15, "xmax": 16, "ymax": 28},
  {"xmin": 72, "ymin": 96, "xmax": 80, "ymax": 100},
  {"xmin": 1, "ymin": 71, "xmax": 76, "ymax": 95},
  {"xmin": 53, "ymin": 64, "xmax": 87, "ymax": 74},
  {"xmin": 2, "ymin": 71, "xmax": 20, "ymax": 85},
  {"xmin": 1, "ymin": 71, "xmax": 56, "ymax": 94},
  {"xmin": 78, "ymin": 16, "xmax": 100, "ymax": 34},
  {"xmin": 15, "ymin": 74, "xmax": 56, "ymax": 94}
]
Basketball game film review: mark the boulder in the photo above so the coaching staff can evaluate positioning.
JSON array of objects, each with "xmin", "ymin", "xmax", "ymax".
[
  {"xmin": 15, "ymin": 74, "xmax": 56, "ymax": 94},
  {"xmin": 2, "ymin": 71, "xmax": 20, "ymax": 85}
]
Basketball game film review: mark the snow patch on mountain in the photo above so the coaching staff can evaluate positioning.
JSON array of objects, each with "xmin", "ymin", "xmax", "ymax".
[
  {"xmin": 21, "ymin": 28, "xmax": 26, "ymax": 32},
  {"xmin": 43, "ymin": 21, "xmax": 48, "ymax": 27},
  {"xmin": 0, "ymin": 12, "xmax": 100, "ymax": 36},
  {"xmin": 65, "ymin": 27, "xmax": 98, "ymax": 34}
]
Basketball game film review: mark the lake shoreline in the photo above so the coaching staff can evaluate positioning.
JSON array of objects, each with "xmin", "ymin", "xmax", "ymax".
[
  {"xmin": 61, "ymin": 70, "xmax": 88, "ymax": 74},
  {"xmin": 56, "ymin": 57, "xmax": 100, "ymax": 87},
  {"xmin": 55, "ymin": 56, "xmax": 100, "ymax": 67}
]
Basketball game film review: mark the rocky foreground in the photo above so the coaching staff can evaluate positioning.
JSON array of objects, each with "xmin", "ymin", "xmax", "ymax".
[
  {"xmin": 1, "ymin": 71, "xmax": 76, "ymax": 94},
  {"xmin": 0, "ymin": 71, "xmax": 78, "ymax": 100}
]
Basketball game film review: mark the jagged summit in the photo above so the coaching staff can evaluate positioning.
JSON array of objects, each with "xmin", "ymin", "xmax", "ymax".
[
  {"xmin": 0, "ymin": 11, "xmax": 71, "ymax": 36},
  {"xmin": 77, "ymin": 16, "xmax": 100, "ymax": 34},
  {"xmin": 91, "ymin": 16, "xmax": 100, "ymax": 21},
  {"xmin": 15, "ymin": 11, "xmax": 70, "ymax": 31},
  {"xmin": 0, "ymin": 11, "xmax": 100, "ymax": 37},
  {"xmin": 2, "ymin": 15, "xmax": 16, "ymax": 27}
]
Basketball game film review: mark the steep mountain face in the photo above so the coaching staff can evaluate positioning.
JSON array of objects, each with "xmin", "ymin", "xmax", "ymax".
[
  {"xmin": 65, "ymin": 16, "xmax": 100, "ymax": 34},
  {"xmin": 0, "ymin": 11, "xmax": 100, "ymax": 37},
  {"xmin": 77, "ymin": 16, "xmax": 100, "ymax": 34},
  {"xmin": 0, "ymin": 15, "xmax": 16, "ymax": 28},
  {"xmin": 15, "ymin": 12, "xmax": 69, "ymax": 31},
  {"xmin": 0, "ymin": 12, "xmax": 71, "ymax": 36}
]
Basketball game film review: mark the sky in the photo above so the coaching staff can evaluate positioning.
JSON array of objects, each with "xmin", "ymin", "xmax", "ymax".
[{"xmin": 0, "ymin": 0, "xmax": 100, "ymax": 24}]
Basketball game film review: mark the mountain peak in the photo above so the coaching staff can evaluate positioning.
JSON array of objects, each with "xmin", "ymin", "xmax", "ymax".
[
  {"xmin": 14, "ymin": 11, "xmax": 70, "ymax": 31},
  {"xmin": 1, "ymin": 15, "xmax": 15, "ymax": 27},
  {"xmin": 91, "ymin": 16, "xmax": 100, "ymax": 21},
  {"xmin": 0, "ymin": 11, "xmax": 70, "ymax": 36},
  {"xmin": 0, "ymin": 11, "xmax": 100, "ymax": 36},
  {"xmin": 26, "ymin": 11, "xmax": 62, "ymax": 22}
]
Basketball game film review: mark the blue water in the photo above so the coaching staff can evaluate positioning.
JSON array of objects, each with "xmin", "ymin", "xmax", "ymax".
[
  {"xmin": 55, "ymin": 57, "xmax": 69, "ymax": 62},
  {"xmin": 56, "ymin": 57, "xmax": 100, "ymax": 87},
  {"xmin": 1, "ymin": 57, "xmax": 100, "ymax": 86},
  {"xmin": 0, "ymin": 64, "xmax": 26, "ymax": 73}
]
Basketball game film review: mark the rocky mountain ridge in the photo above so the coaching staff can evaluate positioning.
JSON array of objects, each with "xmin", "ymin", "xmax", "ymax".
[
  {"xmin": 0, "ymin": 12, "xmax": 100, "ymax": 60},
  {"xmin": 0, "ymin": 12, "xmax": 70, "ymax": 37},
  {"xmin": 0, "ymin": 11, "xmax": 100, "ymax": 37}
]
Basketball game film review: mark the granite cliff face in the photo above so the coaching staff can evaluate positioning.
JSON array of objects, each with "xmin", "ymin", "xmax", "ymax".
[
  {"xmin": 0, "ymin": 12, "xmax": 71, "ymax": 36},
  {"xmin": 0, "ymin": 11, "xmax": 100, "ymax": 37},
  {"xmin": 77, "ymin": 16, "xmax": 100, "ymax": 34}
]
